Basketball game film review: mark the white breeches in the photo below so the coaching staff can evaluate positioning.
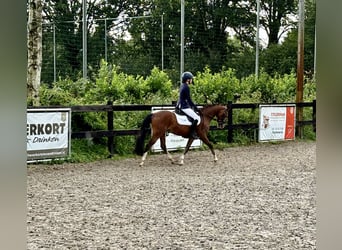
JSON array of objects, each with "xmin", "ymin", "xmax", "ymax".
[{"xmin": 181, "ymin": 108, "xmax": 200, "ymax": 122}]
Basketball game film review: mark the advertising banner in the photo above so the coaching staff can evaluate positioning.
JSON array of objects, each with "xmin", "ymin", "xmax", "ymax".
[
  {"xmin": 27, "ymin": 108, "xmax": 71, "ymax": 162},
  {"xmin": 258, "ymin": 104, "xmax": 296, "ymax": 142},
  {"xmin": 151, "ymin": 107, "xmax": 201, "ymax": 152}
]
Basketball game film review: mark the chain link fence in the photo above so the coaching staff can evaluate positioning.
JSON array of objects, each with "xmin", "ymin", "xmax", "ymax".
[{"xmin": 42, "ymin": 15, "xmax": 171, "ymax": 84}]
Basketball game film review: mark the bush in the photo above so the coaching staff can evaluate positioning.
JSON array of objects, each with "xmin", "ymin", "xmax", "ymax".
[
  {"xmin": 145, "ymin": 67, "xmax": 173, "ymax": 97},
  {"xmin": 193, "ymin": 67, "xmax": 240, "ymax": 104},
  {"xmin": 34, "ymin": 64, "xmax": 316, "ymax": 162}
]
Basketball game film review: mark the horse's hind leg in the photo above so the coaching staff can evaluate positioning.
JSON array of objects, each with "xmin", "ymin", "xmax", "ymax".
[
  {"xmin": 160, "ymin": 135, "xmax": 175, "ymax": 164},
  {"xmin": 139, "ymin": 151, "xmax": 148, "ymax": 167},
  {"xmin": 139, "ymin": 135, "xmax": 164, "ymax": 167},
  {"xmin": 139, "ymin": 137, "xmax": 158, "ymax": 167}
]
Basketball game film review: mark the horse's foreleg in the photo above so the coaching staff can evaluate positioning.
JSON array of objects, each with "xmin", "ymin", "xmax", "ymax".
[
  {"xmin": 160, "ymin": 135, "xmax": 175, "ymax": 164},
  {"xmin": 201, "ymin": 137, "xmax": 217, "ymax": 162},
  {"xmin": 179, "ymin": 138, "xmax": 194, "ymax": 165}
]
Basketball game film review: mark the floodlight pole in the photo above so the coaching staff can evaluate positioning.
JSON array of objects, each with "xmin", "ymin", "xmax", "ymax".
[
  {"xmin": 161, "ymin": 14, "xmax": 164, "ymax": 70},
  {"xmin": 53, "ymin": 23, "xmax": 56, "ymax": 82},
  {"xmin": 82, "ymin": 0, "xmax": 87, "ymax": 80},
  {"xmin": 255, "ymin": 0, "xmax": 260, "ymax": 80},
  {"xmin": 180, "ymin": 0, "xmax": 185, "ymax": 84},
  {"xmin": 104, "ymin": 0, "xmax": 108, "ymax": 62}
]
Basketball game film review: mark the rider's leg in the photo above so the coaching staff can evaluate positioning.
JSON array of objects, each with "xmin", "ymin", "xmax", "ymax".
[
  {"xmin": 189, "ymin": 119, "xmax": 199, "ymax": 139},
  {"xmin": 181, "ymin": 108, "xmax": 200, "ymax": 139}
]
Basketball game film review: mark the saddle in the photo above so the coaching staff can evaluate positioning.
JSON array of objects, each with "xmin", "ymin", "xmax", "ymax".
[
  {"xmin": 175, "ymin": 107, "xmax": 194, "ymax": 122},
  {"xmin": 174, "ymin": 107, "xmax": 201, "ymax": 126}
]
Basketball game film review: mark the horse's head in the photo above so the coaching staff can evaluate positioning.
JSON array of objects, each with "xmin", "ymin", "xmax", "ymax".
[
  {"xmin": 216, "ymin": 105, "xmax": 228, "ymax": 129},
  {"xmin": 202, "ymin": 105, "xmax": 228, "ymax": 129}
]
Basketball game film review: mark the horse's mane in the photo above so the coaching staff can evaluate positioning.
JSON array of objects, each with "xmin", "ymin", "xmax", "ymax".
[{"xmin": 201, "ymin": 104, "xmax": 225, "ymax": 110}]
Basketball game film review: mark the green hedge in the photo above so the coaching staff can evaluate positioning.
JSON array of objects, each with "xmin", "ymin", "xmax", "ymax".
[{"xmin": 36, "ymin": 62, "xmax": 316, "ymax": 162}]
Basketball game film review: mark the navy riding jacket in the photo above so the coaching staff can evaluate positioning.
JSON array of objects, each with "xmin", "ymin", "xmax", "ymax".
[{"xmin": 177, "ymin": 83, "xmax": 196, "ymax": 109}]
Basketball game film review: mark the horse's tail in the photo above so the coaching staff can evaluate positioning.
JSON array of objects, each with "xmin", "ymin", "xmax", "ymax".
[{"xmin": 134, "ymin": 113, "xmax": 153, "ymax": 156}]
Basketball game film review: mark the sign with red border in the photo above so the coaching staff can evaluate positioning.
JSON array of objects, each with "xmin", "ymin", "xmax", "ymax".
[{"xmin": 258, "ymin": 104, "xmax": 296, "ymax": 142}]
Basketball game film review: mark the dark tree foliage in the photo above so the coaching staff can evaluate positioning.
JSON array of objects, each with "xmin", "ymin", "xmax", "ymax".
[
  {"xmin": 38, "ymin": 0, "xmax": 316, "ymax": 84},
  {"xmin": 260, "ymin": 0, "xmax": 316, "ymax": 76},
  {"xmin": 41, "ymin": 0, "xmax": 134, "ymax": 82},
  {"xmin": 262, "ymin": 0, "xmax": 296, "ymax": 47}
]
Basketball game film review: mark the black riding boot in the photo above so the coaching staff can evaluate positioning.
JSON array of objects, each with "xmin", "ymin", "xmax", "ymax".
[{"xmin": 189, "ymin": 119, "xmax": 199, "ymax": 139}]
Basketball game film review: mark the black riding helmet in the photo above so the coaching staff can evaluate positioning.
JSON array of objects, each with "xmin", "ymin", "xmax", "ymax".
[{"xmin": 181, "ymin": 71, "xmax": 194, "ymax": 84}]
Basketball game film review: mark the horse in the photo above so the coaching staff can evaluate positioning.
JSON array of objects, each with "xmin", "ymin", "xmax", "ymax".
[{"xmin": 134, "ymin": 104, "xmax": 228, "ymax": 166}]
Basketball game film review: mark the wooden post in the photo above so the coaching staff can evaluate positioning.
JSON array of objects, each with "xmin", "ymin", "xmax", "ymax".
[
  {"xmin": 107, "ymin": 101, "xmax": 114, "ymax": 157},
  {"xmin": 312, "ymin": 99, "xmax": 316, "ymax": 133},
  {"xmin": 296, "ymin": 0, "xmax": 305, "ymax": 138},
  {"xmin": 227, "ymin": 101, "xmax": 233, "ymax": 143}
]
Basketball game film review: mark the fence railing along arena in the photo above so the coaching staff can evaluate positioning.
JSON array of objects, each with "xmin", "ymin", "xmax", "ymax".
[{"xmin": 28, "ymin": 100, "xmax": 316, "ymax": 156}]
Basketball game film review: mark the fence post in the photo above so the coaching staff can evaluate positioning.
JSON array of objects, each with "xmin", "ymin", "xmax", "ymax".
[
  {"xmin": 107, "ymin": 100, "xmax": 114, "ymax": 157},
  {"xmin": 227, "ymin": 101, "xmax": 233, "ymax": 143},
  {"xmin": 312, "ymin": 99, "xmax": 316, "ymax": 132}
]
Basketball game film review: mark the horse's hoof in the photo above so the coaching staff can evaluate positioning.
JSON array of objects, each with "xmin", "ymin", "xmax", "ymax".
[{"xmin": 139, "ymin": 162, "xmax": 144, "ymax": 167}]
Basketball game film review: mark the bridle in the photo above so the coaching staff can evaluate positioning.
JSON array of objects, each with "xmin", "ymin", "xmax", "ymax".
[{"xmin": 203, "ymin": 106, "xmax": 228, "ymax": 126}]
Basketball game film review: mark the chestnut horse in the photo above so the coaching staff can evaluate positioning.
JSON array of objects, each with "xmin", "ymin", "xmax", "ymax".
[{"xmin": 134, "ymin": 104, "xmax": 228, "ymax": 166}]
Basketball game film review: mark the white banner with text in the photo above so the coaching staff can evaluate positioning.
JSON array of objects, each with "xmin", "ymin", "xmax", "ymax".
[{"xmin": 27, "ymin": 108, "xmax": 71, "ymax": 162}]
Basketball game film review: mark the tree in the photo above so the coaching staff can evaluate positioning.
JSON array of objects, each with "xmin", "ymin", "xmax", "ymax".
[
  {"xmin": 122, "ymin": 0, "xmax": 256, "ymax": 74},
  {"xmin": 36, "ymin": 0, "xmax": 315, "ymax": 85},
  {"xmin": 260, "ymin": 0, "xmax": 316, "ymax": 76},
  {"xmin": 27, "ymin": 0, "xmax": 43, "ymax": 105},
  {"xmin": 259, "ymin": 0, "xmax": 297, "ymax": 47},
  {"xmin": 40, "ymin": 0, "xmax": 136, "ymax": 82},
  {"xmin": 231, "ymin": 0, "xmax": 297, "ymax": 48}
]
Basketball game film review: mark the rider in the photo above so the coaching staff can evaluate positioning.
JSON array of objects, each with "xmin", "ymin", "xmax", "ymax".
[{"xmin": 176, "ymin": 71, "xmax": 200, "ymax": 139}]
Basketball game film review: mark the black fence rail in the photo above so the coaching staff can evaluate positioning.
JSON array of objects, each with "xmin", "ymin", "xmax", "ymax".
[{"xmin": 28, "ymin": 100, "xmax": 316, "ymax": 155}]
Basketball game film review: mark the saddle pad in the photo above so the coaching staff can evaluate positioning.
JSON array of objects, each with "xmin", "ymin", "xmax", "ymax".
[{"xmin": 172, "ymin": 111, "xmax": 201, "ymax": 126}]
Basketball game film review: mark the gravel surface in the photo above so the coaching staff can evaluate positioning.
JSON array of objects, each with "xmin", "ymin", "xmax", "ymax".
[{"xmin": 27, "ymin": 141, "xmax": 316, "ymax": 249}]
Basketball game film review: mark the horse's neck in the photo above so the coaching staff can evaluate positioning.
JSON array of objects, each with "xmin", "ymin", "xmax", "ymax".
[{"xmin": 203, "ymin": 106, "xmax": 219, "ymax": 121}]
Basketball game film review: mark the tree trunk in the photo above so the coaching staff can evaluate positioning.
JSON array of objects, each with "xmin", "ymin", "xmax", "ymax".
[{"xmin": 27, "ymin": 0, "xmax": 43, "ymax": 106}]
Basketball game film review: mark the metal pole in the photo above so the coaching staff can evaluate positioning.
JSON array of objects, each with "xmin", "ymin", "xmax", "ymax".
[
  {"xmin": 255, "ymin": 0, "xmax": 260, "ymax": 79},
  {"xmin": 180, "ymin": 0, "xmax": 185, "ymax": 83},
  {"xmin": 53, "ymin": 23, "xmax": 56, "ymax": 82},
  {"xmin": 104, "ymin": 19, "xmax": 108, "ymax": 62},
  {"xmin": 161, "ymin": 14, "xmax": 164, "ymax": 70},
  {"xmin": 105, "ymin": 0, "xmax": 108, "ymax": 62},
  {"xmin": 296, "ymin": 0, "xmax": 305, "ymax": 138},
  {"xmin": 82, "ymin": 0, "xmax": 87, "ymax": 80},
  {"xmin": 314, "ymin": 24, "xmax": 316, "ymax": 80}
]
